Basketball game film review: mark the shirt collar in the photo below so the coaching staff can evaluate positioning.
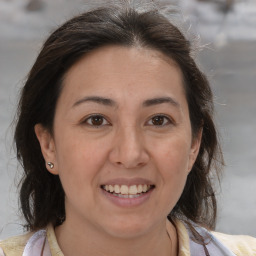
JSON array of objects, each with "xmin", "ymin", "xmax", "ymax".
[{"xmin": 47, "ymin": 219, "xmax": 191, "ymax": 256}]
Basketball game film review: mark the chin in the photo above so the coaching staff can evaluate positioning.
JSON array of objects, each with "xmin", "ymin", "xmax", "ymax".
[{"xmin": 102, "ymin": 217, "xmax": 153, "ymax": 239}]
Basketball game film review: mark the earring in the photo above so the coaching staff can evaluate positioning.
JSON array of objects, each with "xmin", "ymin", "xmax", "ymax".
[{"xmin": 47, "ymin": 162, "xmax": 54, "ymax": 169}]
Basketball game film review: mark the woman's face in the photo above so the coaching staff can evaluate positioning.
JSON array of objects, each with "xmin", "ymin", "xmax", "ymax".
[{"xmin": 36, "ymin": 45, "xmax": 201, "ymax": 238}]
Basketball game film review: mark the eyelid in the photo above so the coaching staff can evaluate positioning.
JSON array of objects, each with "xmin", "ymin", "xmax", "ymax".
[
  {"xmin": 81, "ymin": 113, "xmax": 111, "ymax": 126},
  {"xmin": 145, "ymin": 114, "xmax": 175, "ymax": 126}
]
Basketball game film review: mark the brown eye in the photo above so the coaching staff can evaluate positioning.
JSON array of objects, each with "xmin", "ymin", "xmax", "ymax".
[
  {"xmin": 91, "ymin": 116, "xmax": 103, "ymax": 126},
  {"xmin": 85, "ymin": 115, "xmax": 109, "ymax": 127},
  {"xmin": 152, "ymin": 116, "xmax": 165, "ymax": 126},
  {"xmin": 147, "ymin": 115, "xmax": 172, "ymax": 126}
]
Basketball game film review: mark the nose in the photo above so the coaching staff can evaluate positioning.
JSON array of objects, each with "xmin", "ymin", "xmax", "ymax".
[{"xmin": 109, "ymin": 125, "xmax": 150, "ymax": 169}]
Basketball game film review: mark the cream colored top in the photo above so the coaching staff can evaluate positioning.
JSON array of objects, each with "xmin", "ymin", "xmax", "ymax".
[{"xmin": 0, "ymin": 219, "xmax": 255, "ymax": 256}]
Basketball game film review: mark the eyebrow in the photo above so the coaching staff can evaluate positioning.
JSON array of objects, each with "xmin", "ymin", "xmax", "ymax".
[
  {"xmin": 73, "ymin": 96, "xmax": 116, "ymax": 108},
  {"xmin": 72, "ymin": 96, "xmax": 180, "ymax": 109},
  {"xmin": 142, "ymin": 97, "xmax": 180, "ymax": 108}
]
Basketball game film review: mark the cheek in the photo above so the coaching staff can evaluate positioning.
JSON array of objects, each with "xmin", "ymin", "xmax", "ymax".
[
  {"xmin": 54, "ymin": 132, "xmax": 109, "ymax": 195},
  {"xmin": 159, "ymin": 145, "xmax": 189, "ymax": 191},
  {"xmin": 151, "ymin": 136, "xmax": 191, "ymax": 205},
  {"xmin": 152, "ymin": 135, "xmax": 192, "ymax": 173}
]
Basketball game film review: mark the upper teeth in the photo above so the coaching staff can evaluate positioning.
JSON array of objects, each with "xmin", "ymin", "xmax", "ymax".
[{"xmin": 103, "ymin": 184, "xmax": 151, "ymax": 195}]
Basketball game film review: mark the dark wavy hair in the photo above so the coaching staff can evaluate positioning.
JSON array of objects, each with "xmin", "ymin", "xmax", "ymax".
[{"xmin": 14, "ymin": 2, "xmax": 223, "ymax": 231}]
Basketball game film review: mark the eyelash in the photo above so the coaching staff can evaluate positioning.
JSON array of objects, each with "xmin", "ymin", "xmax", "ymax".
[
  {"xmin": 82, "ymin": 114, "xmax": 111, "ymax": 127},
  {"xmin": 82, "ymin": 114, "xmax": 174, "ymax": 128},
  {"xmin": 146, "ymin": 114, "xmax": 174, "ymax": 127}
]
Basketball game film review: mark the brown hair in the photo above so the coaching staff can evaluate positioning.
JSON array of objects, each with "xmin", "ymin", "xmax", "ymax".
[{"xmin": 14, "ymin": 2, "xmax": 223, "ymax": 231}]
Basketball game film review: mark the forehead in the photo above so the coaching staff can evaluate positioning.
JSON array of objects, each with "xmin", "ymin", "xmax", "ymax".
[{"xmin": 60, "ymin": 45, "xmax": 186, "ymax": 107}]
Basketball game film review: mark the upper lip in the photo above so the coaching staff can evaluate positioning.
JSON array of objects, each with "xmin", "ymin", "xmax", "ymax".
[{"xmin": 101, "ymin": 177, "xmax": 154, "ymax": 186}]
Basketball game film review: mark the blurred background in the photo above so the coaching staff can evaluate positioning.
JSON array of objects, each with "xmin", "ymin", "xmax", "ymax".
[{"xmin": 0, "ymin": 0, "xmax": 255, "ymax": 239}]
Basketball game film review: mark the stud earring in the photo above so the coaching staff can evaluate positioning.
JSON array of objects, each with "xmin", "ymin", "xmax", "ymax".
[{"xmin": 47, "ymin": 162, "xmax": 54, "ymax": 169}]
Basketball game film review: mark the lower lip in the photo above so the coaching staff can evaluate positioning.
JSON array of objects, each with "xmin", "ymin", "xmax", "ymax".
[{"xmin": 101, "ymin": 188, "xmax": 154, "ymax": 207}]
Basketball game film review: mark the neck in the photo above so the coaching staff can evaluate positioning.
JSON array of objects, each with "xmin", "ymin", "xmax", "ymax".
[{"xmin": 55, "ymin": 218, "xmax": 178, "ymax": 256}]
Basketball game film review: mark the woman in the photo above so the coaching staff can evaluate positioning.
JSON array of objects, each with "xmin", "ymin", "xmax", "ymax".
[{"xmin": 0, "ymin": 1, "xmax": 255, "ymax": 256}]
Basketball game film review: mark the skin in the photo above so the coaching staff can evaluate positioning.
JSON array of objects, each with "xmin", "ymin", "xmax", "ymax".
[{"xmin": 35, "ymin": 45, "xmax": 202, "ymax": 256}]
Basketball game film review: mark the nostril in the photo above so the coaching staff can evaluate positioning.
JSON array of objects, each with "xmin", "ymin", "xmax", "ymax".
[
  {"xmin": 137, "ymin": 162, "xmax": 146, "ymax": 167},
  {"xmin": 115, "ymin": 161, "xmax": 146, "ymax": 169}
]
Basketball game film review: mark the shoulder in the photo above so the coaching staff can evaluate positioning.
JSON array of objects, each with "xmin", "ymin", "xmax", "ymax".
[
  {"xmin": 173, "ymin": 218, "xmax": 256, "ymax": 256},
  {"xmin": 0, "ymin": 232, "xmax": 34, "ymax": 256},
  {"xmin": 212, "ymin": 231, "xmax": 256, "ymax": 256}
]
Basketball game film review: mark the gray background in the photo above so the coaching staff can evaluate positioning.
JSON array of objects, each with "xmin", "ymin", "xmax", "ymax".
[{"xmin": 0, "ymin": 0, "xmax": 255, "ymax": 239}]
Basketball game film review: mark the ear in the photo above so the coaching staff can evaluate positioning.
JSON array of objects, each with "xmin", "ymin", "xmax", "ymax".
[
  {"xmin": 188, "ymin": 128, "xmax": 203, "ymax": 173},
  {"xmin": 34, "ymin": 124, "xmax": 59, "ymax": 175}
]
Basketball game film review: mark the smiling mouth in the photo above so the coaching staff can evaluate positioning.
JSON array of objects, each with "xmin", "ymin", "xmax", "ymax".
[{"xmin": 101, "ymin": 184, "xmax": 155, "ymax": 198}]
